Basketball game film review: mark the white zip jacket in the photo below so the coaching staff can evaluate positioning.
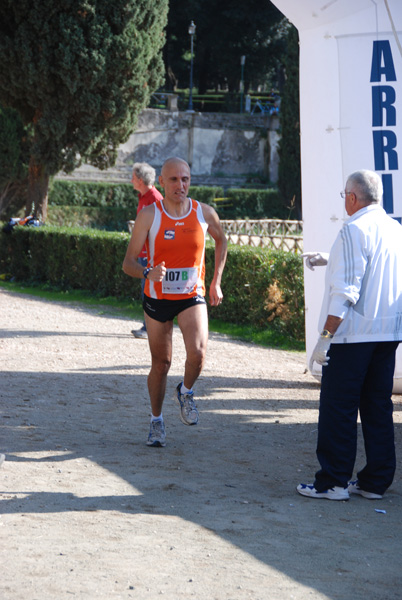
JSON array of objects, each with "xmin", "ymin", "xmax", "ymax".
[{"xmin": 318, "ymin": 204, "xmax": 402, "ymax": 344}]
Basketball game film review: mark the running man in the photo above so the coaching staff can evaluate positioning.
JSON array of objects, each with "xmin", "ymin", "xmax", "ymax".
[{"xmin": 123, "ymin": 157, "xmax": 227, "ymax": 447}]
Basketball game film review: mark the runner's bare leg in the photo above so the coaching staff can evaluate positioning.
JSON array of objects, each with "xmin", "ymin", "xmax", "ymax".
[
  {"xmin": 145, "ymin": 315, "xmax": 173, "ymax": 417},
  {"xmin": 177, "ymin": 303, "xmax": 209, "ymax": 390}
]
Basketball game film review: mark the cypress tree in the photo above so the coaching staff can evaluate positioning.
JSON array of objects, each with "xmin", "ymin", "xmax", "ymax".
[
  {"xmin": 0, "ymin": 105, "xmax": 30, "ymax": 217},
  {"xmin": 0, "ymin": 0, "xmax": 168, "ymax": 220},
  {"xmin": 277, "ymin": 25, "xmax": 301, "ymax": 218}
]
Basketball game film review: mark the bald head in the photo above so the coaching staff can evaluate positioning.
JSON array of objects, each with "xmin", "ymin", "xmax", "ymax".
[
  {"xmin": 161, "ymin": 157, "xmax": 190, "ymax": 178},
  {"xmin": 159, "ymin": 157, "xmax": 191, "ymax": 206}
]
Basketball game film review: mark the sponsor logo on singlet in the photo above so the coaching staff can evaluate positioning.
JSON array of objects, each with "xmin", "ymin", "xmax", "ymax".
[{"xmin": 164, "ymin": 229, "xmax": 175, "ymax": 240}]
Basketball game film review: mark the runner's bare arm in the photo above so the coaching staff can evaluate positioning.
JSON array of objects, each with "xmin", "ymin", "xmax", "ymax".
[
  {"xmin": 201, "ymin": 203, "xmax": 228, "ymax": 306},
  {"xmin": 122, "ymin": 207, "xmax": 166, "ymax": 282}
]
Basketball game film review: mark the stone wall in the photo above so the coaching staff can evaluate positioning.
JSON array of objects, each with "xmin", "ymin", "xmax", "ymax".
[{"xmin": 66, "ymin": 108, "xmax": 280, "ymax": 187}]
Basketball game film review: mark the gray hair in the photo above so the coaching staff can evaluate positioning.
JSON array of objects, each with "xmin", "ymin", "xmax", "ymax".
[
  {"xmin": 346, "ymin": 170, "xmax": 383, "ymax": 204},
  {"xmin": 132, "ymin": 162, "xmax": 156, "ymax": 186}
]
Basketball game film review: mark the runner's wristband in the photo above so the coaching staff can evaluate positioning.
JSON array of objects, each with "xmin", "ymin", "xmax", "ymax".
[{"xmin": 143, "ymin": 267, "xmax": 151, "ymax": 279}]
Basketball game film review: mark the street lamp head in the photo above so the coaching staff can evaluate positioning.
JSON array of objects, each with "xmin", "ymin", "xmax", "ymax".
[
  {"xmin": 188, "ymin": 21, "xmax": 196, "ymax": 35},
  {"xmin": 240, "ymin": 55, "xmax": 246, "ymax": 66}
]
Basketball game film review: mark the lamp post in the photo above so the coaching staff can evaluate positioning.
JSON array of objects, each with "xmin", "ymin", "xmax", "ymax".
[
  {"xmin": 240, "ymin": 55, "xmax": 246, "ymax": 113},
  {"xmin": 187, "ymin": 21, "xmax": 196, "ymax": 112}
]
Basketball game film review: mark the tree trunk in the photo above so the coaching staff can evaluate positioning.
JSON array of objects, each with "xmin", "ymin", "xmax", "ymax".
[
  {"xmin": 0, "ymin": 181, "xmax": 27, "ymax": 218},
  {"xmin": 26, "ymin": 156, "xmax": 49, "ymax": 221},
  {"xmin": 0, "ymin": 181, "xmax": 13, "ymax": 216}
]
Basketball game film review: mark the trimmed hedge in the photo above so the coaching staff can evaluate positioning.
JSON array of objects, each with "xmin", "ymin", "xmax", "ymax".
[
  {"xmin": 0, "ymin": 226, "xmax": 304, "ymax": 341},
  {"xmin": 48, "ymin": 180, "xmax": 224, "ymax": 209},
  {"xmin": 47, "ymin": 205, "xmax": 136, "ymax": 231},
  {"xmin": 223, "ymin": 188, "xmax": 291, "ymax": 220},
  {"xmin": 47, "ymin": 180, "xmax": 291, "ymax": 226},
  {"xmin": 48, "ymin": 180, "xmax": 136, "ymax": 208},
  {"xmin": 47, "ymin": 181, "xmax": 226, "ymax": 229}
]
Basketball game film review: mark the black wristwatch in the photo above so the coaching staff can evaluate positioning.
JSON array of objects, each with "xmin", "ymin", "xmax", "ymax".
[{"xmin": 143, "ymin": 267, "xmax": 151, "ymax": 279}]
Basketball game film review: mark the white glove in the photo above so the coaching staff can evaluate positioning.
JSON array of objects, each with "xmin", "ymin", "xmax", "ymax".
[
  {"xmin": 309, "ymin": 336, "xmax": 332, "ymax": 370},
  {"xmin": 302, "ymin": 252, "xmax": 329, "ymax": 271}
]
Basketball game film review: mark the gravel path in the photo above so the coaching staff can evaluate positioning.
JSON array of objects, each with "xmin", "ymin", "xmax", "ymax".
[{"xmin": 1, "ymin": 287, "xmax": 401, "ymax": 600}]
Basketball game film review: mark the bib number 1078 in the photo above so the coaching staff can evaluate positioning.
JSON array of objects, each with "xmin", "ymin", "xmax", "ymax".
[
  {"xmin": 166, "ymin": 270, "xmax": 187, "ymax": 281},
  {"xmin": 162, "ymin": 267, "xmax": 198, "ymax": 294}
]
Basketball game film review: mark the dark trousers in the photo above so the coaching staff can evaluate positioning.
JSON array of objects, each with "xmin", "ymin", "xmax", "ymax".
[{"xmin": 314, "ymin": 341, "xmax": 398, "ymax": 495}]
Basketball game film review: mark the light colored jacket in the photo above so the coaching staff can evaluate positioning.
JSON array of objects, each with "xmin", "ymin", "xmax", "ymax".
[{"xmin": 319, "ymin": 204, "xmax": 402, "ymax": 343}]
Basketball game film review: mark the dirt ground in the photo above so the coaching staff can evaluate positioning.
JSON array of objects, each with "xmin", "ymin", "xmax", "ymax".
[{"xmin": 1, "ymin": 287, "xmax": 402, "ymax": 600}]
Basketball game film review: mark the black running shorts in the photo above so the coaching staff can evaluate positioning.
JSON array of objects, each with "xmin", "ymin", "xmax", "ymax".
[{"xmin": 143, "ymin": 294, "xmax": 207, "ymax": 323}]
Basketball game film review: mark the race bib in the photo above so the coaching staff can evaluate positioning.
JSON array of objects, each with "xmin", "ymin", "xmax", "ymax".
[{"xmin": 162, "ymin": 267, "xmax": 198, "ymax": 294}]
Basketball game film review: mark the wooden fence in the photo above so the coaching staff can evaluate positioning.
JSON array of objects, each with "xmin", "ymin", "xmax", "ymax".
[{"xmin": 219, "ymin": 219, "xmax": 303, "ymax": 253}]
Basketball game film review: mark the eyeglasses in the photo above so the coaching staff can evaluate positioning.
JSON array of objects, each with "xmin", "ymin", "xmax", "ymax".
[{"xmin": 340, "ymin": 190, "xmax": 353, "ymax": 199}]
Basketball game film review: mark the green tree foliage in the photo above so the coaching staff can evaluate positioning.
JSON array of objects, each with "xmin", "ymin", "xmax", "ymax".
[
  {"xmin": 0, "ymin": 105, "xmax": 30, "ymax": 218},
  {"xmin": 0, "ymin": 0, "xmax": 168, "ymax": 220},
  {"xmin": 277, "ymin": 25, "xmax": 301, "ymax": 218},
  {"xmin": 164, "ymin": 0, "xmax": 287, "ymax": 93}
]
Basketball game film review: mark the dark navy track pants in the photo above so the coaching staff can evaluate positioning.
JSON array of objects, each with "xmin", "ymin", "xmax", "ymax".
[{"xmin": 314, "ymin": 341, "xmax": 398, "ymax": 495}]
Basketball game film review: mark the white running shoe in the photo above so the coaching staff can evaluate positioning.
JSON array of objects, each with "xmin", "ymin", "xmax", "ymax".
[
  {"xmin": 297, "ymin": 483, "xmax": 349, "ymax": 500},
  {"xmin": 175, "ymin": 382, "xmax": 199, "ymax": 425},
  {"xmin": 348, "ymin": 480, "xmax": 382, "ymax": 499},
  {"xmin": 132, "ymin": 326, "xmax": 147, "ymax": 339},
  {"xmin": 147, "ymin": 420, "xmax": 166, "ymax": 447}
]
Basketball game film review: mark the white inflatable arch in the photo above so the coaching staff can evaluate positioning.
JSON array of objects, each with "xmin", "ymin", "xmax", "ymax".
[{"xmin": 270, "ymin": 0, "xmax": 402, "ymax": 392}]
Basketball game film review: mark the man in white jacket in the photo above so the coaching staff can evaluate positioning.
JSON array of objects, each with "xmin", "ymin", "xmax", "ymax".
[{"xmin": 298, "ymin": 170, "xmax": 402, "ymax": 501}]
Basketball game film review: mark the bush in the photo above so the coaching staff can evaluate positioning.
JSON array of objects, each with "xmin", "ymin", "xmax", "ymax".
[
  {"xmin": 47, "ymin": 180, "xmax": 296, "ymax": 225},
  {"xmin": 49, "ymin": 180, "xmax": 223, "ymax": 209},
  {"xmin": 188, "ymin": 186, "xmax": 224, "ymax": 205},
  {"xmin": 206, "ymin": 244, "xmax": 304, "ymax": 340},
  {"xmin": 46, "ymin": 205, "xmax": 136, "ymax": 231},
  {"xmin": 47, "ymin": 181, "xmax": 225, "ymax": 230},
  {"xmin": 48, "ymin": 181, "xmax": 136, "ymax": 208},
  {"xmin": 219, "ymin": 188, "xmax": 293, "ymax": 220},
  {"xmin": 0, "ymin": 226, "xmax": 304, "ymax": 341}
]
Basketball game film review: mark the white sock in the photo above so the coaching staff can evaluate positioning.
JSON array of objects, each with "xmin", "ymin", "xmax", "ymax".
[
  {"xmin": 181, "ymin": 383, "xmax": 192, "ymax": 394},
  {"xmin": 151, "ymin": 413, "xmax": 163, "ymax": 422}
]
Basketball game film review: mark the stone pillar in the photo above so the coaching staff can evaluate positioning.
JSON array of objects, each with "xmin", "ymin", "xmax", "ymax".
[{"xmin": 167, "ymin": 94, "xmax": 178, "ymax": 111}]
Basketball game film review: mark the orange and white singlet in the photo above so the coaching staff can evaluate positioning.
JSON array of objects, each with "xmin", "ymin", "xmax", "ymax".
[{"xmin": 144, "ymin": 199, "xmax": 208, "ymax": 300}]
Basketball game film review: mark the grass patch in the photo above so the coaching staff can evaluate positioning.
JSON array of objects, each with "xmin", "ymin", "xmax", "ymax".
[
  {"xmin": 0, "ymin": 280, "xmax": 305, "ymax": 352},
  {"xmin": 208, "ymin": 317, "xmax": 305, "ymax": 352}
]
